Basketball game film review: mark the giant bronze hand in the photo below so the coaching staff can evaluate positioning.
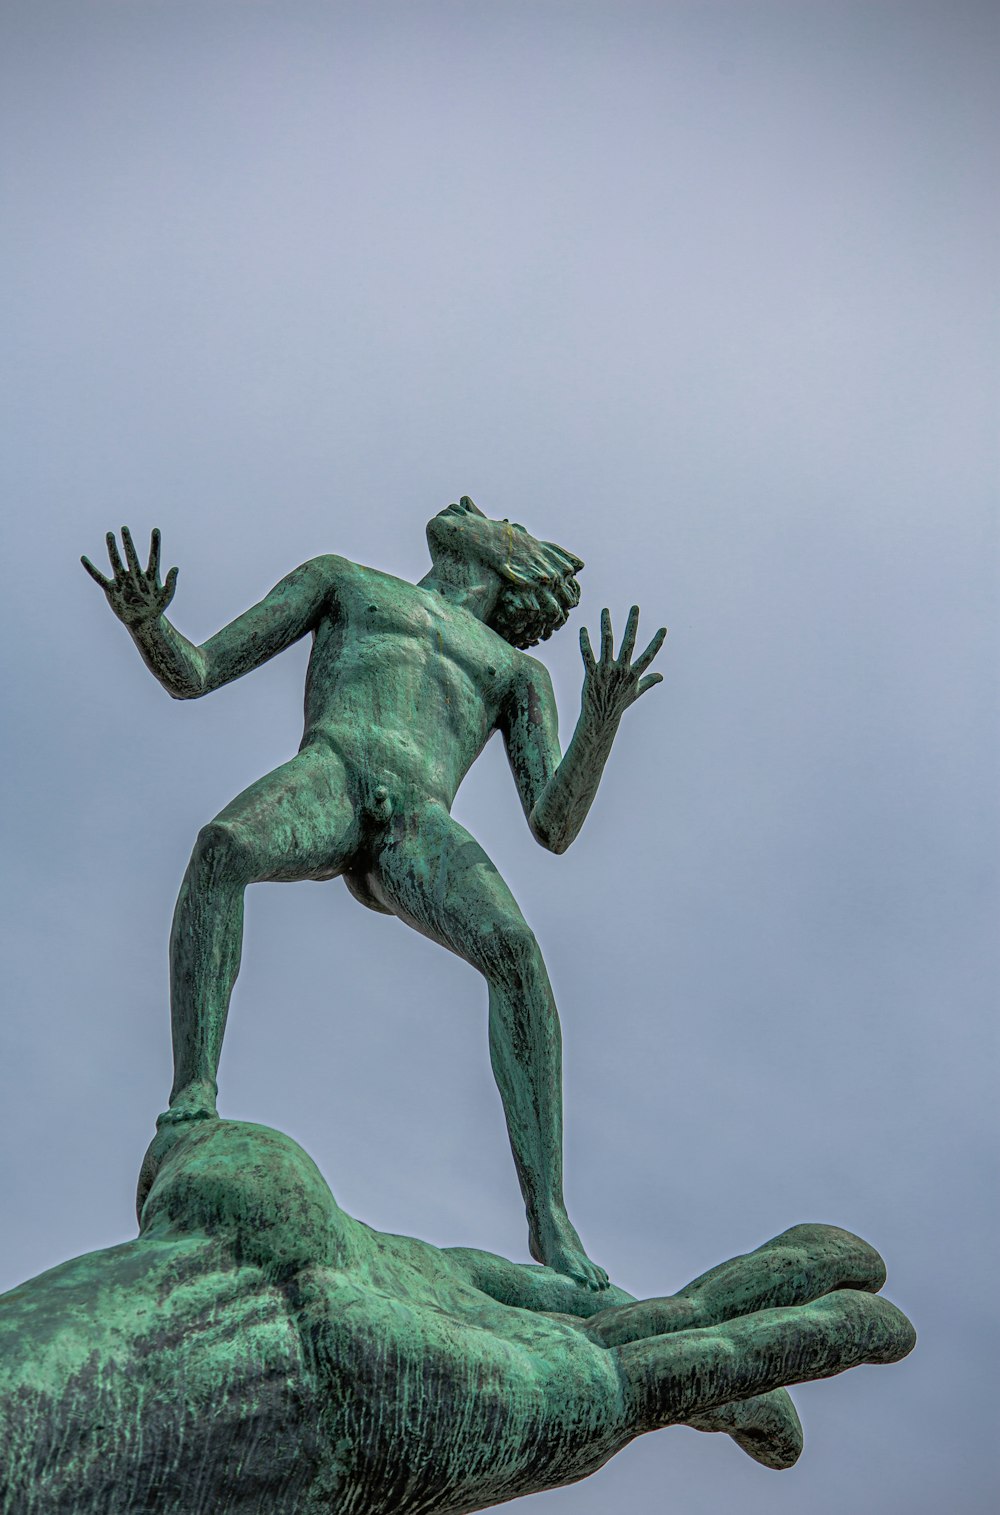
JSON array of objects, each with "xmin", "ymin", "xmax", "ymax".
[{"xmin": 0, "ymin": 1119, "xmax": 915, "ymax": 1515}]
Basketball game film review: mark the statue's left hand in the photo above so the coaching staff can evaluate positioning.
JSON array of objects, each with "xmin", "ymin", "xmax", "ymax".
[
  {"xmin": 580, "ymin": 605, "xmax": 667, "ymax": 728},
  {"xmin": 82, "ymin": 526, "xmax": 178, "ymax": 629}
]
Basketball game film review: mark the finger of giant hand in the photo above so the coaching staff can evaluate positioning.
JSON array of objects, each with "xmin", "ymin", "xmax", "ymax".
[
  {"xmin": 620, "ymin": 1289, "xmax": 915, "ymax": 1433},
  {"xmin": 676, "ymin": 1222, "xmax": 888, "ymax": 1323},
  {"xmin": 580, "ymin": 624, "xmax": 596, "ymax": 674},
  {"xmin": 587, "ymin": 1223, "xmax": 888, "ymax": 1348},
  {"xmin": 686, "ymin": 1387, "xmax": 803, "ymax": 1471}
]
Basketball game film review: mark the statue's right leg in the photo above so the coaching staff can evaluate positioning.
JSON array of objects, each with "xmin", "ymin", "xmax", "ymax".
[{"xmin": 166, "ymin": 744, "xmax": 359, "ymax": 1122}]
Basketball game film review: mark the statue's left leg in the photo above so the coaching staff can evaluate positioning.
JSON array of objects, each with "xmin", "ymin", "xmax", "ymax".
[
  {"xmin": 358, "ymin": 804, "xmax": 608, "ymax": 1291},
  {"xmin": 166, "ymin": 744, "xmax": 359, "ymax": 1119}
]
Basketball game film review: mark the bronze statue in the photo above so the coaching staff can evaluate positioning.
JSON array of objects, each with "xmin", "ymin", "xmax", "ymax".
[
  {"xmin": 0, "ymin": 503, "xmax": 915, "ymax": 1513},
  {"xmin": 83, "ymin": 501, "xmax": 667, "ymax": 1289}
]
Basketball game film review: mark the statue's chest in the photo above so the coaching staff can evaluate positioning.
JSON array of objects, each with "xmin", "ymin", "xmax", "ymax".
[
  {"xmin": 343, "ymin": 569, "xmax": 433, "ymax": 636},
  {"xmin": 347, "ymin": 574, "xmax": 493, "ymax": 670}
]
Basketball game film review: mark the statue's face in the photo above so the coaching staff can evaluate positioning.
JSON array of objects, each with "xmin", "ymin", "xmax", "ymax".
[{"xmin": 426, "ymin": 497, "xmax": 531, "ymax": 576}]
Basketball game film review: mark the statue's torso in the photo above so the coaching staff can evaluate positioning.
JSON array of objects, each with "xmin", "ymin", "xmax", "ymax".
[{"xmin": 301, "ymin": 561, "xmax": 522, "ymax": 808}]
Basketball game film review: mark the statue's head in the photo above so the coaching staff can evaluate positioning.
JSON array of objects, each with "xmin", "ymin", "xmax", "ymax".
[{"xmin": 426, "ymin": 497, "xmax": 584, "ymax": 649}]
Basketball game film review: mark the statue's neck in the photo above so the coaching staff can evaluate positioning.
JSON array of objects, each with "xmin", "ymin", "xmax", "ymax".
[{"xmin": 418, "ymin": 559, "xmax": 501, "ymax": 623}]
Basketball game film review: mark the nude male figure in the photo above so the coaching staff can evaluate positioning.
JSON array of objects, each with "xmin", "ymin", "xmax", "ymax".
[{"xmin": 83, "ymin": 499, "xmax": 666, "ymax": 1289}]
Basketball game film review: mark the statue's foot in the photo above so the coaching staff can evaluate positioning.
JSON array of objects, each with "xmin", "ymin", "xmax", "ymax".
[
  {"xmin": 162, "ymin": 1080, "xmax": 218, "ymax": 1124},
  {"xmin": 135, "ymin": 1085, "xmax": 219, "ymax": 1222},
  {"xmin": 530, "ymin": 1212, "xmax": 609, "ymax": 1292},
  {"xmin": 688, "ymin": 1388, "xmax": 803, "ymax": 1470}
]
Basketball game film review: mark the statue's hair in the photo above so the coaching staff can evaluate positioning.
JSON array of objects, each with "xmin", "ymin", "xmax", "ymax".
[{"xmin": 489, "ymin": 524, "xmax": 584, "ymax": 650}]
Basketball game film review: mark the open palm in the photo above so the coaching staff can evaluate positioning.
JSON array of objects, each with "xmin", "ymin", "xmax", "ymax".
[
  {"xmin": 82, "ymin": 525, "xmax": 177, "ymax": 628},
  {"xmin": 0, "ymin": 1119, "xmax": 915, "ymax": 1514}
]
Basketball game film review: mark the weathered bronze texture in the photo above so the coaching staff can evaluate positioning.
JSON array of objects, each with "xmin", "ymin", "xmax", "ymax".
[
  {"xmin": 83, "ymin": 504, "xmax": 666, "ymax": 1290},
  {"xmin": 0, "ymin": 1118, "xmax": 915, "ymax": 1514},
  {"xmin": 0, "ymin": 503, "xmax": 915, "ymax": 1513}
]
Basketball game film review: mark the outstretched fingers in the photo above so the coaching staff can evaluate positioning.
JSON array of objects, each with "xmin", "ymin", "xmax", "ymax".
[
  {"xmin": 632, "ymin": 625, "xmax": 667, "ymax": 677},
  {"xmin": 686, "ymin": 1388, "xmax": 803, "ymax": 1471},
  {"xmin": 82, "ymin": 526, "xmax": 177, "ymax": 619},
  {"xmin": 587, "ymin": 1224, "xmax": 888, "ymax": 1349},
  {"xmin": 121, "ymin": 525, "xmax": 144, "ymax": 580},
  {"xmin": 105, "ymin": 530, "xmax": 126, "ymax": 582},
  {"xmin": 146, "ymin": 526, "xmax": 162, "ymax": 580},
  {"xmin": 620, "ymin": 1290, "xmax": 915, "ymax": 1433},
  {"xmin": 600, "ymin": 607, "xmax": 613, "ymax": 663},
  {"xmin": 617, "ymin": 605, "xmax": 640, "ymax": 666},
  {"xmin": 83, "ymin": 527, "xmax": 160, "ymax": 593},
  {"xmin": 81, "ymin": 554, "xmax": 112, "ymax": 590},
  {"xmin": 675, "ymin": 1223, "xmax": 888, "ymax": 1326}
]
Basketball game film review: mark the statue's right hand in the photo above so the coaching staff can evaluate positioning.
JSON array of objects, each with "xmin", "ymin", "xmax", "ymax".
[{"xmin": 82, "ymin": 527, "xmax": 178, "ymax": 629}]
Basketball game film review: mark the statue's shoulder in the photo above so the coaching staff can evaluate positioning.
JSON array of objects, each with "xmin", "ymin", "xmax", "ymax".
[
  {"xmin": 310, "ymin": 552, "xmax": 357, "ymax": 582},
  {"xmin": 495, "ymin": 648, "xmax": 556, "ymax": 725},
  {"xmin": 510, "ymin": 647, "xmax": 555, "ymax": 692},
  {"xmin": 303, "ymin": 553, "xmax": 371, "ymax": 604}
]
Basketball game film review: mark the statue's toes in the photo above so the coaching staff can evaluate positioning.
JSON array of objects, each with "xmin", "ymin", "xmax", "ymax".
[
  {"xmin": 553, "ymin": 1246, "xmax": 610, "ymax": 1293},
  {"xmin": 531, "ymin": 1214, "xmax": 610, "ymax": 1292}
]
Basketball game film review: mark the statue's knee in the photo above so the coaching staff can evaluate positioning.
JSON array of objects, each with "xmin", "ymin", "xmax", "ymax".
[
  {"xmin": 193, "ymin": 819, "xmax": 252, "ymax": 881},
  {"xmin": 488, "ymin": 921, "xmax": 544, "ymax": 991}
]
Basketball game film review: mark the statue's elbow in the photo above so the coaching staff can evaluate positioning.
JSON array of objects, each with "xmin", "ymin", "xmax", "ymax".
[
  {"xmin": 168, "ymin": 655, "xmax": 212, "ymax": 699},
  {"xmin": 167, "ymin": 677, "xmax": 207, "ymax": 701},
  {"xmin": 531, "ymin": 818, "xmax": 571, "ymax": 855}
]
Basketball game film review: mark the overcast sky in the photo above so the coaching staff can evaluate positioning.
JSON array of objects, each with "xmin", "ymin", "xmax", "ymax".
[{"xmin": 2, "ymin": 3, "xmax": 997, "ymax": 1511}]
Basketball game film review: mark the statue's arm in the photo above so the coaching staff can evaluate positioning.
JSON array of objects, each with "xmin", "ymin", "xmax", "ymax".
[
  {"xmin": 172, "ymin": 555, "xmax": 340, "ymax": 698},
  {"xmin": 501, "ymin": 657, "xmax": 614, "ymax": 854},
  {"xmin": 501, "ymin": 607, "xmax": 666, "ymax": 854},
  {"xmin": 82, "ymin": 528, "xmax": 342, "ymax": 699}
]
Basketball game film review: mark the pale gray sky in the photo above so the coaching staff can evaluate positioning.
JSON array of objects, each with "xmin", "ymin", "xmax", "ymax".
[{"xmin": 2, "ymin": 3, "xmax": 997, "ymax": 1511}]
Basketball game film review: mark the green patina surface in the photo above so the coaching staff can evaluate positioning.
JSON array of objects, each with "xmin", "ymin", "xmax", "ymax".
[
  {"xmin": 0, "ymin": 503, "xmax": 915, "ymax": 1511},
  {"xmin": 83, "ymin": 502, "xmax": 668, "ymax": 1292},
  {"xmin": 0, "ymin": 1118, "xmax": 914, "ymax": 1514}
]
